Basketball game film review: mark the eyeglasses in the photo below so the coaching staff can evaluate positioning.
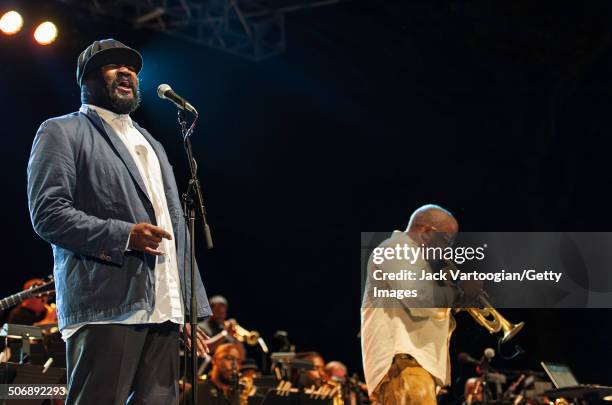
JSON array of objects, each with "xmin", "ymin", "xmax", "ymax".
[
  {"xmin": 429, "ymin": 226, "xmax": 455, "ymax": 246},
  {"xmin": 219, "ymin": 355, "xmax": 240, "ymax": 362}
]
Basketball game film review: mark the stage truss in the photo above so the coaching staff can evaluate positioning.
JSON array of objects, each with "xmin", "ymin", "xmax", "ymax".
[{"xmin": 61, "ymin": 0, "xmax": 342, "ymax": 61}]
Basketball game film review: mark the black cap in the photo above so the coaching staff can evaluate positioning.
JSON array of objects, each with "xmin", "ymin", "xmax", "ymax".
[
  {"xmin": 76, "ymin": 39, "xmax": 143, "ymax": 86},
  {"xmin": 240, "ymin": 358, "xmax": 259, "ymax": 372}
]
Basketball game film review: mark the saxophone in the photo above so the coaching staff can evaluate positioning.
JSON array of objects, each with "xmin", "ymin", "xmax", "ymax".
[
  {"xmin": 239, "ymin": 374, "xmax": 255, "ymax": 405},
  {"xmin": 305, "ymin": 381, "xmax": 344, "ymax": 405},
  {"xmin": 329, "ymin": 380, "xmax": 345, "ymax": 405}
]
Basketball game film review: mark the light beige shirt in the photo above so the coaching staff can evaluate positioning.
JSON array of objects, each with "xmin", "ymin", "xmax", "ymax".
[
  {"xmin": 361, "ymin": 231, "xmax": 456, "ymax": 394},
  {"xmin": 61, "ymin": 104, "xmax": 184, "ymax": 340}
]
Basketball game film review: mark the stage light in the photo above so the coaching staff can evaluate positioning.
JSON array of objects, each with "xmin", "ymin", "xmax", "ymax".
[
  {"xmin": 33, "ymin": 21, "xmax": 57, "ymax": 45},
  {"xmin": 0, "ymin": 11, "xmax": 23, "ymax": 35}
]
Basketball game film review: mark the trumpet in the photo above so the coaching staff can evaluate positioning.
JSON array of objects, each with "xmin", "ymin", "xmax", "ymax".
[
  {"xmin": 445, "ymin": 260, "xmax": 524, "ymax": 343},
  {"xmin": 225, "ymin": 319, "xmax": 260, "ymax": 346}
]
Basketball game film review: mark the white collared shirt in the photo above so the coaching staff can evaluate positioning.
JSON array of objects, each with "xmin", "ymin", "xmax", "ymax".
[
  {"xmin": 361, "ymin": 231, "xmax": 456, "ymax": 393},
  {"xmin": 60, "ymin": 104, "xmax": 184, "ymax": 340}
]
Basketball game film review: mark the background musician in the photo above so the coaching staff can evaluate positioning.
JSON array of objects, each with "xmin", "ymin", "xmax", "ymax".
[
  {"xmin": 199, "ymin": 295, "xmax": 246, "ymax": 358},
  {"xmin": 293, "ymin": 351, "xmax": 326, "ymax": 388},
  {"xmin": 325, "ymin": 360, "xmax": 348, "ymax": 385},
  {"xmin": 2, "ymin": 278, "xmax": 58, "ymax": 364},
  {"xmin": 199, "ymin": 295, "xmax": 230, "ymax": 339},
  {"xmin": 189, "ymin": 343, "xmax": 243, "ymax": 405},
  {"xmin": 6, "ymin": 278, "xmax": 51, "ymax": 325}
]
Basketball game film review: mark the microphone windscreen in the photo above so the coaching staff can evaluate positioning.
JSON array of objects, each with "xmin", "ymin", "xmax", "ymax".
[{"xmin": 157, "ymin": 83, "xmax": 171, "ymax": 99}]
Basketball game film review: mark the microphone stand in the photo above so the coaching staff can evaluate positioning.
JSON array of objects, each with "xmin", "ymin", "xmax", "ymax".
[
  {"xmin": 177, "ymin": 107, "xmax": 213, "ymax": 405},
  {"xmin": 230, "ymin": 359, "xmax": 241, "ymax": 405},
  {"xmin": 481, "ymin": 367, "xmax": 489, "ymax": 405}
]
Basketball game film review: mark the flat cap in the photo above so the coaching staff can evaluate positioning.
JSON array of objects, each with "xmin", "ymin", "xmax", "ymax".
[{"xmin": 76, "ymin": 38, "xmax": 142, "ymax": 86}]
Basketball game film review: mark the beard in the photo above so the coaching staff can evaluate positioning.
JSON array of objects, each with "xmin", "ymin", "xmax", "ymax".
[
  {"xmin": 106, "ymin": 75, "xmax": 141, "ymax": 114},
  {"xmin": 83, "ymin": 72, "xmax": 141, "ymax": 114},
  {"xmin": 217, "ymin": 371, "xmax": 234, "ymax": 385}
]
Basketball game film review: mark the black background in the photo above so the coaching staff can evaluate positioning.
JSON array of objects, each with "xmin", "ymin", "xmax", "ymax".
[{"xmin": 1, "ymin": 0, "xmax": 611, "ymax": 400}]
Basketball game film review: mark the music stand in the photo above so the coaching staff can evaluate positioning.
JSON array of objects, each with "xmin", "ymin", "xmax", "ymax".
[{"xmin": 0, "ymin": 324, "xmax": 43, "ymax": 364}]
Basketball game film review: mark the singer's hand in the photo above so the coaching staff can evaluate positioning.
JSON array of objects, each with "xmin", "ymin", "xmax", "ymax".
[
  {"xmin": 183, "ymin": 323, "xmax": 209, "ymax": 357},
  {"xmin": 128, "ymin": 223, "xmax": 172, "ymax": 256}
]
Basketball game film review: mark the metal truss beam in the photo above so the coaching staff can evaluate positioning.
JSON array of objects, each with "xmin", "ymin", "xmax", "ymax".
[{"xmin": 63, "ymin": 0, "xmax": 342, "ymax": 61}]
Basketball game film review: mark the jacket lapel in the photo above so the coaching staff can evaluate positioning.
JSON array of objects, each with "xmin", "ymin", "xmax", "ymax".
[{"xmin": 82, "ymin": 110, "xmax": 152, "ymax": 206}]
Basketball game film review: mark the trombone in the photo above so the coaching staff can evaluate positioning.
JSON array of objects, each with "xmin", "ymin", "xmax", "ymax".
[{"xmin": 444, "ymin": 260, "xmax": 524, "ymax": 343}]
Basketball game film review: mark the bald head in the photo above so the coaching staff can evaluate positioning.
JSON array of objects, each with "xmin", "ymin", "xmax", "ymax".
[
  {"xmin": 324, "ymin": 361, "xmax": 347, "ymax": 383},
  {"xmin": 406, "ymin": 204, "xmax": 458, "ymax": 247},
  {"xmin": 408, "ymin": 205, "xmax": 457, "ymax": 231}
]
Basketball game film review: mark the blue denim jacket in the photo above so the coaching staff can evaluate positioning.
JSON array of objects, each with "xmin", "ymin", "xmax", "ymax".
[{"xmin": 27, "ymin": 110, "xmax": 212, "ymax": 329}]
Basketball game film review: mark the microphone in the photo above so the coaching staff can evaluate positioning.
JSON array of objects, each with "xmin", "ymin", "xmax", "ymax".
[
  {"xmin": 482, "ymin": 348, "xmax": 495, "ymax": 363},
  {"xmin": 157, "ymin": 84, "xmax": 198, "ymax": 116}
]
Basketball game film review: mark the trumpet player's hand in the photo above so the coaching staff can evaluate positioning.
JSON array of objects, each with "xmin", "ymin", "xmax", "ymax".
[
  {"xmin": 461, "ymin": 280, "xmax": 484, "ymax": 301},
  {"xmin": 183, "ymin": 323, "xmax": 210, "ymax": 357}
]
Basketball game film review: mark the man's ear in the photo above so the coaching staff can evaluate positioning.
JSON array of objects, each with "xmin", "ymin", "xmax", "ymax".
[
  {"xmin": 80, "ymin": 80, "xmax": 92, "ymax": 104},
  {"xmin": 81, "ymin": 73, "xmax": 104, "ymax": 104}
]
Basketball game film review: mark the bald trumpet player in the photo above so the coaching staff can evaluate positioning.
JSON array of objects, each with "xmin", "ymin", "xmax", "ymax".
[{"xmin": 361, "ymin": 204, "xmax": 483, "ymax": 405}]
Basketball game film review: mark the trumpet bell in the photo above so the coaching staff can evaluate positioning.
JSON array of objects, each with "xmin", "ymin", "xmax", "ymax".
[
  {"xmin": 466, "ymin": 306, "xmax": 524, "ymax": 343},
  {"xmin": 244, "ymin": 331, "xmax": 260, "ymax": 346},
  {"xmin": 444, "ymin": 260, "xmax": 525, "ymax": 343},
  {"xmin": 501, "ymin": 320, "xmax": 524, "ymax": 344}
]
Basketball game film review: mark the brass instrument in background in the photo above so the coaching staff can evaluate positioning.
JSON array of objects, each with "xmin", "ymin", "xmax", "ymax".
[
  {"xmin": 225, "ymin": 319, "xmax": 260, "ymax": 346},
  {"xmin": 304, "ymin": 381, "xmax": 344, "ymax": 405},
  {"xmin": 445, "ymin": 260, "xmax": 524, "ymax": 343},
  {"xmin": 239, "ymin": 374, "xmax": 255, "ymax": 405},
  {"xmin": 326, "ymin": 380, "xmax": 345, "ymax": 405}
]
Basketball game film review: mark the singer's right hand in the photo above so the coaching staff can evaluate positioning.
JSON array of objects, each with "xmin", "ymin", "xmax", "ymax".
[{"xmin": 128, "ymin": 223, "xmax": 172, "ymax": 256}]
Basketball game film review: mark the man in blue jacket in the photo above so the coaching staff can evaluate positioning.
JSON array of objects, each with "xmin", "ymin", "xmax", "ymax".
[{"xmin": 27, "ymin": 39, "xmax": 212, "ymax": 404}]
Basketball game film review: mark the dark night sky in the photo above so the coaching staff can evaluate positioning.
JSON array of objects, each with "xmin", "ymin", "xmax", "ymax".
[{"xmin": 1, "ymin": 0, "xmax": 611, "ymax": 398}]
